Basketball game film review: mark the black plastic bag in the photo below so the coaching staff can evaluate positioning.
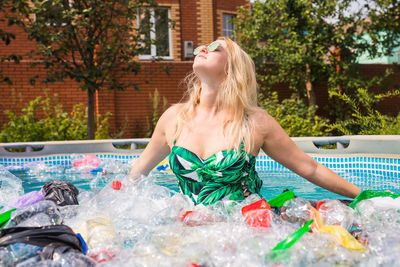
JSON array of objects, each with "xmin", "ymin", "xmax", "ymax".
[
  {"xmin": 42, "ymin": 180, "xmax": 79, "ymax": 206},
  {"xmin": 0, "ymin": 225, "xmax": 83, "ymax": 260}
]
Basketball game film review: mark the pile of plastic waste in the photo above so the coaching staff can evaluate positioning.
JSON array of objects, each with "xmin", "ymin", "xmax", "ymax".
[{"xmin": 1, "ymin": 162, "xmax": 400, "ymax": 266}]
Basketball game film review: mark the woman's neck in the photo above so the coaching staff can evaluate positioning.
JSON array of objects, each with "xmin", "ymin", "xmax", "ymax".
[{"xmin": 197, "ymin": 81, "xmax": 221, "ymax": 114}]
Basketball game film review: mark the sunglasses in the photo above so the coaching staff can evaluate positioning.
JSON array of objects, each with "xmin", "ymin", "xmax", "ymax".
[{"xmin": 193, "ymin": 41, "xmax": 221, "ymax": 56}]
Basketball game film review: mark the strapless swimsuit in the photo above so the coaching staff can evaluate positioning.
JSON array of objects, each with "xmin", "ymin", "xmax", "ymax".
[{"xmin": 169, "ymin": 140, "xmax": 263, "ymax": 205}]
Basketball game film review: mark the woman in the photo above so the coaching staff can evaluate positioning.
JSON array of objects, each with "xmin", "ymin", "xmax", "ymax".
[{"xmin": 129, "ymin": 37, "xmax": 360, "ymax": 206}]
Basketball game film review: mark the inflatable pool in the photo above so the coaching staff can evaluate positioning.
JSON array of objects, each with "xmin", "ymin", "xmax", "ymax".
[{"xmin": 1, "ymin": 137, "xmax": 400, "ymax": 266}]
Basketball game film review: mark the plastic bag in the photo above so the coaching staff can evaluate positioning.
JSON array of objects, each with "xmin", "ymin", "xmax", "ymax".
[
  {"xmin": 0, "ymin": 225, "xmax": 84, "ymax": 260},
  {"xmin": 9, "ymin": 190, "xmax": 45, "ymax": 209},
  {"xmin": 42, "ymin": 180, "xmax": 79, "ymax": 206}
]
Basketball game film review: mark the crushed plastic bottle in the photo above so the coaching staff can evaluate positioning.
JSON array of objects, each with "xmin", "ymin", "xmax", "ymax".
[
  {"xmin": 85, "ymin": 216, "xmax": 119, "ymax": 249},
  {"xmin": 317, "ymin": 199, "xmax": 356, "ymax": 230},
  {"xmin": 0, "ymin": 165, "xmax": 24, "ymax": 209},
  {"xmin": 6, "ymin": 200, "xmax": 62, "ymax": 228},
  {"xmin": 1, "ymin": 243, "xmax": 42, "ymax": 265},
  {"xmin": 280, "ymin": 197, "xmax": 313, "ymax": 225}
]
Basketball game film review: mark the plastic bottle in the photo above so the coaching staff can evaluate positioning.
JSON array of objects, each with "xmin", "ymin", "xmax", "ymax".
[
  {"xmin": 85, "ymin": 215, "xmax": 118, "ymax": 249},
  {"xmin": 280, "ymin": 197, "xmax": 313, "ymax": 224},
  {"xmin": 1, "ymin": 243, "xmax": 42, "ymax": 265},
  {"xmin": 57, "ymin": 252, "xmax": 96, "ymax": 266},
  {"xmin": 6, "ymin": 200, "xmax": 62, "ymax": 228},
  {"xmin": 0, "ymin": 166, "xmax": 24, "ymax": 208},
  {"xmin": 0, "ymin": 247, "xmax": 13, "ymax": 266}
]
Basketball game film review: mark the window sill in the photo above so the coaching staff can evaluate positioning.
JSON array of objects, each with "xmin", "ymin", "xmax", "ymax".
[{"xmin": 138, "ymin": 56, "xmax": 174, "ymax": 61}]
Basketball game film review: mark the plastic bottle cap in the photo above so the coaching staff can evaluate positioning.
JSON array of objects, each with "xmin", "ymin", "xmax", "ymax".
[
  {"xmin": 316, "ymin": 201, "xmax": 326, "ymax": 210},
  {"xmin": 180, "ymin": 210, "xmax": 193, "ymax": 222},
  {"xmin": 112, "ymin": 180, "xmax": 122, "ymax": 190}
]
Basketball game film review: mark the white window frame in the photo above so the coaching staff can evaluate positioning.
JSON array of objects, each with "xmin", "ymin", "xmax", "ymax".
[
  {"xmin": 138, "ymin": 8, "xmax": 173, "ymax": 60},
  {"xmin": 222, "ymin": 13, "xmax": 235, "ymax": 38}
]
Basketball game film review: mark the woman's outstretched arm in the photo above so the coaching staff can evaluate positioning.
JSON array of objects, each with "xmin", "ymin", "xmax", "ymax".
[
  {"xmin": 256, "ymin": 109, "xmax": 360, "ymax": 198},
  {"xmin": 129, "ymin": 105, "xmax": 177, "ymax": 180}
]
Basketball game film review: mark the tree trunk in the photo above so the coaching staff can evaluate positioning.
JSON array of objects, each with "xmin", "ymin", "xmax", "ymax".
[
  {"xmin": 87, "ymin": 89, "xmax": 96, "ymax": 140},
  {"xmin": 305, "ymin": 63, "xmax": 316, "ymax": 107}
]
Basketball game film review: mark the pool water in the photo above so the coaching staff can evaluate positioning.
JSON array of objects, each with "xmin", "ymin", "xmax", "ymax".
[{"xmin": 7, "ymin": 166, "xmax": 400, "ymax": 201}]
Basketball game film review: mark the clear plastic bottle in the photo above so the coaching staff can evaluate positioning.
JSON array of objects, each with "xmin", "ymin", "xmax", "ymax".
[
  {"xmin": 0, "ymin": 243, "xmax": 42, "ymax": 266},
  {"xmin": 6, "ymin": 200, "xmax": 62, "ymax": 228},
  {"xmin": 0, "ymin": 247, "xmax": 13, "ymax": 267}
]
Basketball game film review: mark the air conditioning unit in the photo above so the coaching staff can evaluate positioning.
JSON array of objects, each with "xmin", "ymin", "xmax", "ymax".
[{"xmin": 184, "ymin": 41, "xmax": 194, "ymax": 58}]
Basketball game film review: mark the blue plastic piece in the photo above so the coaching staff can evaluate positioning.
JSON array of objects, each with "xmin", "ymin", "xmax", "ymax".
[
  {"xmin": 76, "ymin": 233, "xmax": 88, "ymax": 255},
  {"xmin": 90, "ymin": 167, "xmax": 103, "ymax": 175}
]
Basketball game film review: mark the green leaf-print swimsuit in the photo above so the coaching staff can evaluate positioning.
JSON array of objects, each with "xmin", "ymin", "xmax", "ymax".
[{"xmin": 169, "ymin": 140, "xmax": 263, "ymax": 206}]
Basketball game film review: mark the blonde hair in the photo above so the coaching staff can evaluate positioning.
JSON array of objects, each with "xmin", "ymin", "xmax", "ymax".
[{"xmin": 174, "ymin": 37, "xmax": 258, "ymax": 152}]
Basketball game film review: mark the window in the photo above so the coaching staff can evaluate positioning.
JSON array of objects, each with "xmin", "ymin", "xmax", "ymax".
[
  {"xmin": 138, "ymin": 8, "xmax": 172, "ymax": 59},
  {"xmin": 222, "ymin": 13, "xmax": 235, "ymax": 38}
]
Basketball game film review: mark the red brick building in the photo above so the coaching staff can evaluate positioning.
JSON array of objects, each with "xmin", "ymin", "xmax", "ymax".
[
  {"xmin": 1, "ymin": 0, "xmax": 399, "ymax": 139},
  {"xmin": 0, "ymin": 0, "xmax": 250, "ymax": 138}
]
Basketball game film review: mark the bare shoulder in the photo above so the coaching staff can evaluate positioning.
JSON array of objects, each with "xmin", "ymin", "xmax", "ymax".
[
  {"xmin": 247, "ymin": 107, "xmax": 276, "ymax": 136},
  {"xmin": 158, "ymin": 103, "xmax": 184, "ymax": 125},
  {"xmin": 158, "ymin": 103, "xmax": 184, "ymax": 145}
]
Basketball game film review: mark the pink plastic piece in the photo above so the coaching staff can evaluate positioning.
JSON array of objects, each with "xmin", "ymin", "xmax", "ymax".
[
  {"xmin": 241, "ymin": 199, "xmax": 272, "ymax": 228},
  {"xmin": 72, "ymin": 155, "xmax": 101, "ymax": 167}
]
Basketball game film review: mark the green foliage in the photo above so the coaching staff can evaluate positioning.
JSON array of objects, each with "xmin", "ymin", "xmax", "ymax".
[
  {"xmin": 235, "ymin": 0, "xmax": 400, "ymax": 108},
  {"xmin": 145, "ymin": 89, "xmax": 168, "ymax": 137},
  {"xmin": 329, "ymin": 88, "xmax": 400, "ymax": 135},
  {"xmin": 0, "ymin": 91, "xmax": 111, "ymax": 142},
  {"xmin": 259, "ymin": 92, "xmax": 330, "ymax": 137}
]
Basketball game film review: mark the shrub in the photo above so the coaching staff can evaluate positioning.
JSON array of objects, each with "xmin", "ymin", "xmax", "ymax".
[
  {"xmin": 0, "ymin": 90, "xmax": 112, "ymax": 142},
  {"xmin": 145, "ymin": 89, "xmax": 168, "ymax": 138},
  {"xmin": 259, "ymin": 91, "xmax": 331, "ymax": 137},
  {"xmin": 328, "ymin": 88, "xmax": 400, "ymax": 135}
]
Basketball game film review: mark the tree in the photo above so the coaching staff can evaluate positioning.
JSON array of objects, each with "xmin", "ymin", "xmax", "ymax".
[
  {"xmin": 235, "ymin": 0, "xmax": 400, "ymax": 109},
  {"xmin": 0, "ymin": 0, "xmax": 21, "ymax": 84},
  {"xmin": 11, "ymin": 0, "xmax": 168, "ymax": 139}
]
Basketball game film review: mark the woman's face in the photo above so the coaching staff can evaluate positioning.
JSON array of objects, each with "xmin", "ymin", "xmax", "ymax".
[{"xmin": 192, "ymin": 40, "xmax": 229, "ymax": 83}]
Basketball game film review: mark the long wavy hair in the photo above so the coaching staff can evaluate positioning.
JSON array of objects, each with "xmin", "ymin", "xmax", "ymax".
[{"xmin": 173, "ymin": 36, "xmax": 258, "ymax": 152}]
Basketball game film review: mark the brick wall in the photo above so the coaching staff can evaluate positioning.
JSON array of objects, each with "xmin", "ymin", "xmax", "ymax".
[
  {"xmin": 198, "ymin": 0, "xmax": 214, "ymax": 45},
  {"xmin": 0, "ymin": 61, "xmax": 194, "ymax": 137}
]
